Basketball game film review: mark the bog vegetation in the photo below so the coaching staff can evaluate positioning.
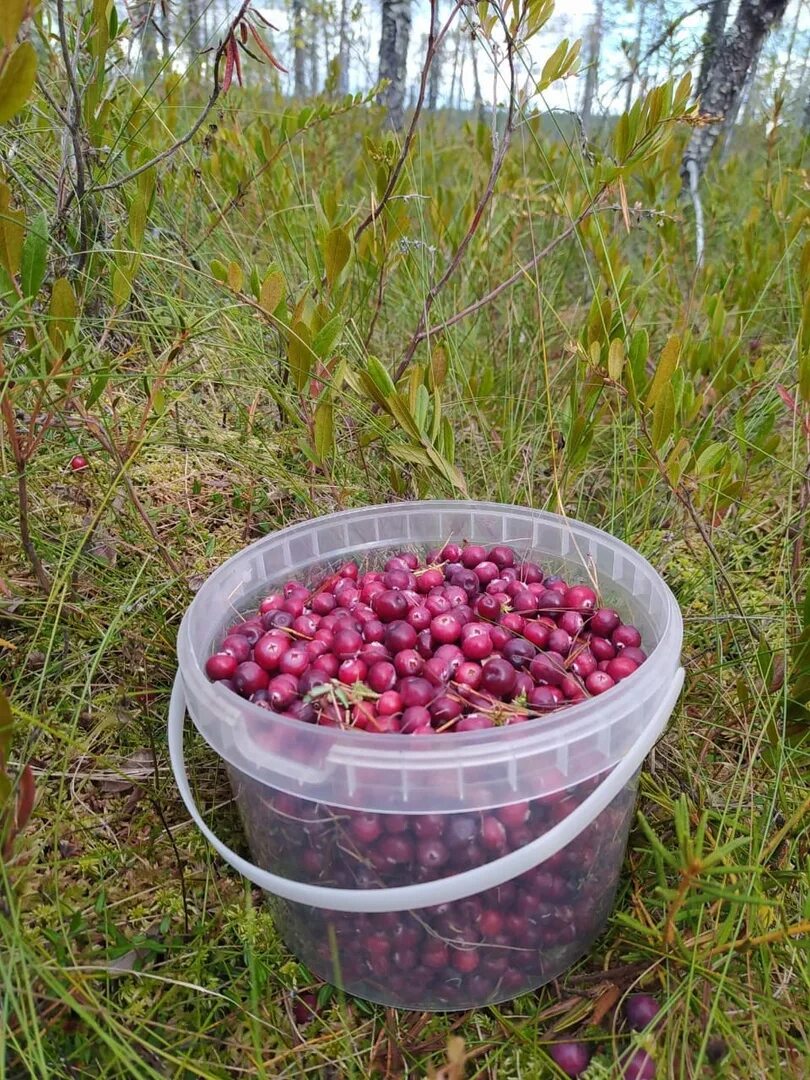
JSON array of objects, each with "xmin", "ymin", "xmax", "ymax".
[{"xmin": 0, "ymin": 0, "xmax": 808, "ymax": 1077}]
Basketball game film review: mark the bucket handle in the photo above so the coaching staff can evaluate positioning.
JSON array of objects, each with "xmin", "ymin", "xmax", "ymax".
[{"xmin": 168, "ymin": 667, "xmax": 683, "ymax": 914}]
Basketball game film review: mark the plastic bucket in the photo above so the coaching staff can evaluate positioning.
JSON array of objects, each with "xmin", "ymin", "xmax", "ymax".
[{"xmin": 171, "ymin": 501, "xmax": 684, "ymax": 1010}]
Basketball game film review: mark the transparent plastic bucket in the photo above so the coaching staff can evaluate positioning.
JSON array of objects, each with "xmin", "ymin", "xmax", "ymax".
[{"xmin": 171, "ymin": 501, "xmax": 684, "ymax": 1010}]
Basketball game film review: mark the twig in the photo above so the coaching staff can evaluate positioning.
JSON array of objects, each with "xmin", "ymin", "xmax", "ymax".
[
  {"xmin": 394, "ymin": 14, "xmax": 520, "ymax": 379},
  {"xmin": 56, "ymin": 0, "xmax": 91, "ymax": 271},
  {"xmin": 91, "ymin": 0, "xmax": 252, "ymax": 193},
  {"xmin": 354, "ymin": 0, "xmax": 464, "ymax": 241},
  {"xmin": 615, "ymin": 2, "xmax": 713, "ymax": 89},
  {"xmin": 402, "ymin": 203, "xmax": 595, "ymax": 356}
]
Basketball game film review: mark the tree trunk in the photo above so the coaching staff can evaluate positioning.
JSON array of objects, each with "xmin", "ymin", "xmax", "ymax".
[
  {"xmin": 696, "ymin": 0, "xmax": 731, "ymax": 102},
  {"xmin": 310, "ymin": 11, "xmax": 320, "ymax": 95},
  {"xmin": 337, "ymin": 0, "xmax": 350, "ymax": 94},
  {"xmin": 186, "ymin": 0, "xmax": 204, "ymax": 60},
  {"xmin": 378, "ymin": 0, "xmax": 412, "ymax": 128},
  {"xmin": 624, "ymin": 0, "xmax": 647, "ymax": 113},
  {"xmin": 292, "ymin": 0, "xmax": 307, "ymax": 98},
  {"xmin": 427, "ymin": 34, "xmax": 443, "ymax": 110},
  {"xmin": 580, "ymin": 0, "xmax": 604, "ymax": 132},
  {"xmin": 448, "ymin": 27, "xmax": 461, "ymax": 110},
  {"xmin": 681, "ymin": 0, "xmax": 789, "ymax": 183}
]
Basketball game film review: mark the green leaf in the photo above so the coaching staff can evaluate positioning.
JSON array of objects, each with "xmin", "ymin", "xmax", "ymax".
[
  {"xmin": 324, "ymin": 227, "xmax": 350, "ymax": 288},
  {"xmin": 651, "ymin": 383, "xmax": 675, "ymax": 450},
  {"xmin": 86, "ymin": 371, "xmax": 109, "ymax": 408},
  {"xmin": 210, "ymin": 259, "xmax": 228, "ymax": 283},
  {"xmin": 313, "ymin": 400, "xmax": 334, "ymax": 461},
  {"xmin": 48, "ymin": 277, "xmax": 76, "ymax": 351},
  {"xmin": 0, "ymin": 41, "xmax": 37, "ymax": 125},
  {"xmin": 20, "ymin": 211, "xmax": 48, "ymax": 299},
  {"xmin": 0, "ymin": 0, "xmax": 28, "ymax": 48},
  {"xmin": 614, "ymin": 111, "xmax": 630, "ymax": 161},
  {"xmin": 607, "ymin": 338, "xmax": 624, "ymax": 380},
  {"xmin": 0, "ymin": 181, "xmax": 24, "ymax": 277},
  {"xmin": 312, "ymin": 315, "xmax": 342, "ymax": 358},
  {"xmin": 111, "ymin": 265, "xmax": 132, "ymax": 308},
  {"xmin": 0, "ymin": 683, "xmax": 13, "ymax": 763},
  {"xmin": 288, "ymin": 320, "xmax": 315, "ymax": 391},
  {"xmin": 366, "ymin": 355, "xmax": 396, "ymax": 399},
  {"xmin": 646, "ymin": 334, "xmax": 680, "ymax": 407},
  {"xmin": 695, "ymin": 442, "xmax": 727, "ymax": 475},
  {"xmin": 128, "ymin": 192, "xmax": 147, "ymax": 248},
  {"xmin": 260, "ymin": 269, "xmax": 285, "ymax": 314},
  {"xmin": 429, "ymin": 344, "xmax": 447, "ymax": 390},
  {"xmin": 248, "ymin": 265, "xmax": 261, "ymax": 301},
  {"xmin": 227, "ymin": 261, "xmax": 243, "ymax": 292},
  {"xmin": 413, "ymin": 383, "xmax": 430, "ymax": 433},
  {"xmin": 538, "ymin": 38, "xmax": 568, "ymax": 90}
]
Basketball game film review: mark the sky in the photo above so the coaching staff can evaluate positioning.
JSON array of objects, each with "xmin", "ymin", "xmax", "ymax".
[{"xmin": 182, "ymin": 1, "xmax": 810, "ymax": 115}]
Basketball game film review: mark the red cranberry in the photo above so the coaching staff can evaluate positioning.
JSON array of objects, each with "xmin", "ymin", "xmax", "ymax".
[
  {"xmin": 450, "ymin": 947, "xmax": 479, "ymax": 973},
  {"xmin": 368, "ymin": 661, "xmax": 397, "ymax": 693},
  {"xmin": 338, "ymin": 658, "xmax": 367, "ymax": 684},
  {"xmin": 625, "ymin": 993, "xmax": 661, "ymax": 1029},
  {"xmin": 549, "ymin": 1042, "xmax": 591, "ymax": 1077},
  {"xmin": 547, "ymin": 628, "xmax": 572, "ymax": 655},
  {"xmin": 488, "ymin": 545, "xmax": 515, "ymax": 568},
  {"xmin": 455, "ymin": 713, "xmax": 493, "ymax": 731},
  {"xmin": 310, "ymin": 592, "xmax": 336, "ymax": 615},
  {"xmin": 590, "ymin": 607, "xmax": 620, "ymax": 635},
  {"xmin": 528, "ymin": 684, "xmax": 564, "ymax": 708},
  {"xmin": 558, "ymin": 609, "xmax": 585, "ymax": 637},
  {"xmin": 416, "ymin": 839, "xmax": 449, "ymax": 870},
  {"xmin": 585, "ymin": 670, "xmax": 615, "ymax": 694},
  {"xmin": 496, "ymin": 801, "xmax": 529, "ymax": 827},
  {"xmin": 439, "ymin": 542, "xmax": 462, "ymax": 561},
  {"xmin": 502, "ymin": 637, "xmax": 536, "ymax": 669},
  {"xmin": 394, "ymin": 649, "xmax": 424, "ymax": 678},
  {"xmin": 474, "ymin": 561, "xmax": 499, "ymax": 585},
  {"xmin": 475, "ymin": 594, "xmax": 501, "ymax": 620},
  {"xmin": 460, "ymin": 544, "xmax": 486, "ymax": 567},
  {"xmin": 220, "ymin": 635, "xmax": 252, "ymax": 662},
  {"xmin": 480, "ymin": 658, "xmax": 516, "ymax": 698},
  {"xmin": 333, "ymin": 628, "xmax": 362, "ymax": 658},
  {"xmin": 621, "ymin": 646, "xmax": 647, "ymax": 665},
  {"xmin": 292, "ymin": 990, "xmax": 319, "ymax": 1026},
  {"xmin": 266, "ymin": 673, "xmax": 298, "ymax": 709},
  {"xmin": 399, "ymin": 677, "xmax": 435, "ymax": 708},
  {"xmin": 233, "ymin": 661, "xmax": 269, "ymax": 696},
  {"xmin": 279, "ymin": 648, "xmax": 309, "ymax": 677},
  {"xmin": 206, "ymin": 653, "xmax": 237, "ymax": 680},
  {"xmin": 430, "ymin": 613, "xmax": 461, "ymax": 644},
  {"xmin": 385, "ymin": 620, "xmax": 417, "ymax": 652},
  {"xmin": 460, "ymin": 625, "xmax": 493, "ymax": 660},
  {"xmin": 360, "ymin": 642, "xmax": 390, "ymax": 665},
  {"xmin": 70, "ymin": 454, "xmax": 89, "ymax": 471},
  {"xmin": 613, "ymin": 623, "xmax": 642, "ymax": 650},
  {"xmin": 456, "ymin": 661, "xmax": 482, "ymax": 687},
  {"xmin": 480, "ymin": 815, "xmax": 507, "ymax": 851},
  {"xmin": 560, "ymin": 674, "xmax": 586, "ymax": 701},
  {"xmin": 529, "ymin": 652, "xmax": 566, "ymax": 685},
  {"xmin": 415, "ymin": 568, "xmax": 443, "ymax": 592},
  {"xmin": 401, "ymin": 705, "xmax": 431, "ymax": 732},
  {"xmin": 621, "ymin": 1050, "xmax": 656, "ymax": 1080},
  {"xmin": 406, "ymin": 606, "xmax": 431, "ymax": 631},
  {"xmin": 589, "ymin": 634, "xmax": 616, "ymax": 661},
  {"xmin": 259, "ymin": 593, "xmax": 285, "ymax": 613},
  {"xmin": 606, "ymin": 656, "xmax": 639, "ymax": 681},
  {"xmin": 312, "ymin": 652, "xmax": 339, "ymax": 677},
  {"xmin": 373, "ymin": 589, "xmax": 409, "ymax": 622},
  {"xmin": 570, "ymin": 648, "xmax": 597, "ymax": 678},
  {"xmin": 378, "ymin": 834, "xmax": 414, "ymax": 864},
  {"xmin": 537, "ymin": 589, "xmax": 563, "ymax": 613},
  {"xmin": 377, "ymin": 690, "xmax": 402, "ymax": 715},
  {"xmin": 524, "ymin": 620, "xmax": 551, "ymax": 648},
  {"xmin": 429, "ymin": 695, "xmax": 462, "ymax": 725}
]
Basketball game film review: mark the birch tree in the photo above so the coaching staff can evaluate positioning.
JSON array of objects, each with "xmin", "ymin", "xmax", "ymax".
[{"xmin": 378, "ymin": 0, "xmax": 412, "ymax": 128}]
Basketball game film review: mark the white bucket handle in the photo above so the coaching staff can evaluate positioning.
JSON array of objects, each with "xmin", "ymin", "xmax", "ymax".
[{"xmin": 169, "ymin": 667, "xmax": 683, "ymax": 914}]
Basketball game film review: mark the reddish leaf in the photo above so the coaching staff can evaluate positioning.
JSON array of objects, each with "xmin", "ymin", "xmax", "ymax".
[
  {"xmin": 239, "ymin": 20, "xmax": 248, "ymax": 43},
  {"xmin": 14, "ymin": 764, "xmax": 35, "ymax": 832},
  {"xmin": 249, "ymin": 24, "xmax": 288, "ymax": 72},
  {"xmin": 233, "ymin": 33, "xmax": 243, "ymax": 86},
  {"xmin": 222, "ymin": 35, "xmax": 236, "ymax": 93}
]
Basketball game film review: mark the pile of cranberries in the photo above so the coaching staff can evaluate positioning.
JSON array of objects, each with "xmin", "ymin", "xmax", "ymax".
[
  {"xmin": 205, "ymin": 541, "xmax": 650, "ymax": 1008},
  {"xmin": 205, "ymin": 541, "xmax": 648, "ymax": 732}
]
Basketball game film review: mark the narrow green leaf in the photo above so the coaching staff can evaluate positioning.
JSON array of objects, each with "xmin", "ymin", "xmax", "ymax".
[
  {"xmin": 48, "ymin": 277, "xmax": 76, "ymax": 351},
  {"xmin": 313, "ymin": 400, "xmax": 334, "ymax": 461},
  {"xmin": 651, "ymin": 384, "xmax": 676, "ymax": 450},
  {"xmin": 0, "ymin": 0, "xmax": 28, "ymax": 48},
  {"xmin": 646, "ymin": 334, "xmax": 680, "ymax": 407},
  {"xmin": 111, "ymin": 265, "xmax": 131, "ymax": 308},
  {"xmin": 312, "ymin": 315, "xmax": 342, "ymax": 358},
  {"xmin": 20, "ymin": 211, "xmax": 48, "ymax": 299},
  {"xmin": 260, "ymin": 269, "xmax": 285, "ymax": 313},
  {"xmin": 0, "ymin": 181, "xmax": 24, "ymax": 277},
  {"xmin": 366, "ymin": 355, "xmax": 396, "ymax": 399},
  {"xmin": 128, "ymin": 193, "xmax": 147, "ymax": 248},
  {"xmin": 607, "ymin": 338, "xmax": 624, "ymax": 380},
  {"xmin": 288, "ymin": 320, "xmax": 315, "ymax": 391},
  {"xmin": 210, "ymin": 259, "xmax": 228, "ymax": 283},
  {"xmin": 324, "ymin": 227, "xmax": 350, "ymax": 287},
  {"xmin": 227, "ymin": 261, "xmax": 242, "ymax": 292},
  {"xmin": 0, "ymin": 41, "xmax": 37, "ymax": 125}
]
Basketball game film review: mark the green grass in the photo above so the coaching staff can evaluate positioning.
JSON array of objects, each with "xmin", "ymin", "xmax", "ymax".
[{"xmin": 1, "ymin": 26, "xmax": 810, "ymax": 1077}]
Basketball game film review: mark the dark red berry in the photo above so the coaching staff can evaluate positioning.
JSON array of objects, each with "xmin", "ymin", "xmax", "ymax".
[
  {"xmin": 206, "ymin": 653, "xmax": 238, "ymax": 680},
  {"xmin": 625, "ymin": 993, "xmax": 661, "ymax": 1029},
  {"xmin": 70, "ymin": 454, "xmax": 89, "ymax": 471},
  {"xmin": 549, "ymin": 1041, "xmax": 592, "ymax": 1077}
]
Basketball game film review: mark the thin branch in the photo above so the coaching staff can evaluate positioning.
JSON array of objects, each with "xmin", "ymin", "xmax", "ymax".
[
  {"xmin": 393, "ymin": 17, "xmax": 519, "ymax": 380},
  {"xmin": 91, "ymin": 0, "xmax": 252, "ymax": 194},
  {"xmin": 616, "ymin": 2, "xmax": 713, "ymax": 88},
  {"xmin": 404, "ymin": 205, "xmax": 596, "ymax": 348},
  {"xmin": 355, "ymin": 0, "xmax": 465, "ymax": 241},
  {"xmin": 56, "ymin": 0, "xmax": 91, "ymax": 271}
]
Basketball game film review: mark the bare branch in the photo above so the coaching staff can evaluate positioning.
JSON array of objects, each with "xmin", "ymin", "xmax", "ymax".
[
  {"xmin": 355, "ymin": 0, "xmax": 465, "ymax": 241},
  {"xmin": 91, "ymin": 0, "xmax": 252, "ymax": 193},
  {"xmin": 56, "ymin": 0, "xmax": 91, "ymax": 270}
]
